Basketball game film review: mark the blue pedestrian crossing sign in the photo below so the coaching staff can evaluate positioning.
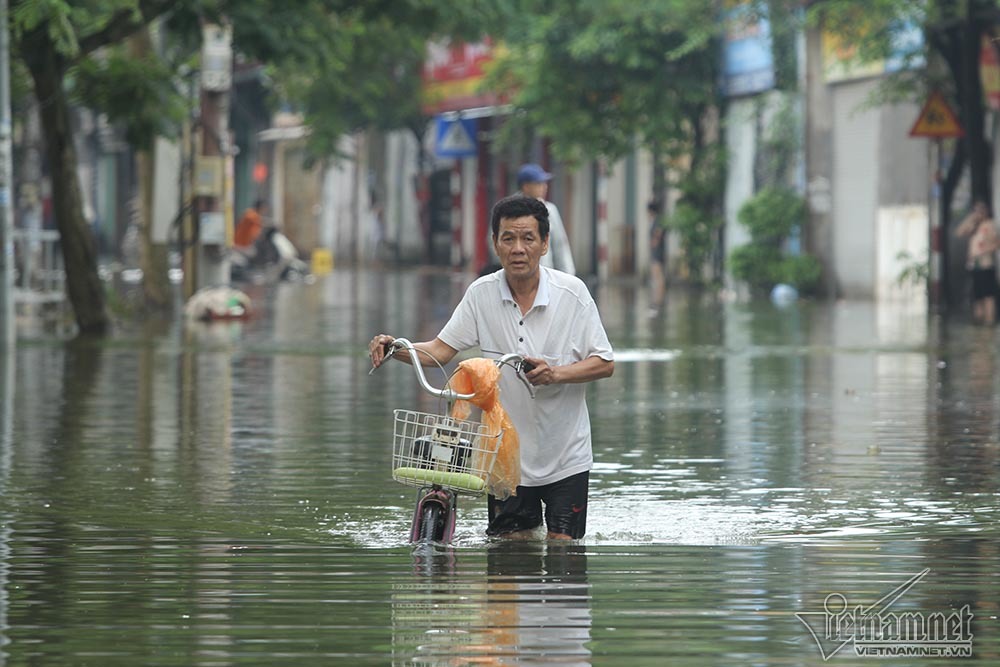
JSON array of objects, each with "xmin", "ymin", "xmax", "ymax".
[{"xmin": 434, "ymin": 116, "xmax": 478, "ymax": 158}]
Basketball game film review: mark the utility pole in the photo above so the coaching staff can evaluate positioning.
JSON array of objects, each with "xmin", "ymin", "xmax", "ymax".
[
  {"xmin": 192, "ymin": 21, "xmax": 233, "ymax": 292},
  {"xmin": 182, "ymin": 76, "xmax": 197, "ymax": 300},
  {"xmin": 0, "ymin": 0, "xmax": 14, "ymax": 346}
]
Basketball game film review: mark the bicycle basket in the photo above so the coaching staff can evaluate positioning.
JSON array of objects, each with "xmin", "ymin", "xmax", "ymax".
[{"xmin": 392, "ymin": 409, "xmax": 503, "ymax": 495}]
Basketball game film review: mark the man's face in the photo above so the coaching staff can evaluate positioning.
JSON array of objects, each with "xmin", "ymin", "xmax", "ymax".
[
  {"xmin": 494, "ymin": 215, "xmax": 549, "ymax": 280},
  {"xmin": 521, "ymin": 181, "xmax": 548, "ymax": 200}
]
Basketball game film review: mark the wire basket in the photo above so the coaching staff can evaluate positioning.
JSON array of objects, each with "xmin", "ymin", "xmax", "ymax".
[{"xmin": 392, "ymin": 409, "xmax": 503, "ymax": 496}]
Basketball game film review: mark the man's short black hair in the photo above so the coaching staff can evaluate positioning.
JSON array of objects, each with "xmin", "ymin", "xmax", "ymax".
[{"xmin": 491, "ymin": 194, "xmax": 550, "ymax": 239}]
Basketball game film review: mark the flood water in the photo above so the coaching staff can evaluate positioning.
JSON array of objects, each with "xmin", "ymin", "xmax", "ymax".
[{"xmin": 1, "ymin": 268, "xmax": 998, "ymax": 665}]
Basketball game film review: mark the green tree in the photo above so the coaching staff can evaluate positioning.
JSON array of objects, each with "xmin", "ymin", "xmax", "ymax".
[
  {"xmin": 230, "ymin": 1, "xmax": 498, "ymax": 155},
  {"xmin": 730, "ymin": 187, "xmax": 821, "ymax": 294},
  {"xmin": 13, "ymin": 0, "xmax": 186, "ymax": 335},
  {"xmin": 72, "ymin": 28, "xmax": 189, "ymax": 311},
  {"xmin": 487, "ymin": 0, "xmax": 726, "ymax": 281},
  {"xmin": 13, "ymin": 0, "xmax": 496, "ymax": 335}
]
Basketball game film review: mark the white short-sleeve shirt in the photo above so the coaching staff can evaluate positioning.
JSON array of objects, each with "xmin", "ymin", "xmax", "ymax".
[{"xmin": 437, "ymin": 267, "xmax": 614, "ymax": 486}]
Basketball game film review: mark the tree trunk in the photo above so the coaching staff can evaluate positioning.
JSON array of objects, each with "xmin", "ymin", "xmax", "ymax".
[
  {"xmin": 960, "ymin": 10, "xmax": 992, "ymax": 209},
  {"xmin": 136, "ymin": 149, "xmax": 171, "ymax": 309},
  {"xmin": 25, "ymin": 41, "xmax": 110, "ymax": 336},
  {"xmin": 940, "ymin": 140, "xmax": 967, "ymax": 307},
  {"xmin": 129, "ymin": 31, "xmax": 171, "ymax": 311}
]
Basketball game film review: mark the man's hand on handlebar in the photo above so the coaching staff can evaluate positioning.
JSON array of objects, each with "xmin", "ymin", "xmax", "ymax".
[
  {"xmin": 369, "ymin": 337, "xmax": 553, "ymax": 388},
  {"xmin": 521, "ymin": 356, "xmax": 556, "ymax": 386},
  {"xmin": 369, "ymin": 334, "xmax": 396, "ymax": 369}
]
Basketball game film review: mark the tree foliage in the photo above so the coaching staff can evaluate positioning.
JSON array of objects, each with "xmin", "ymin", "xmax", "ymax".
[
  {"xmin": 487, "ymin": 0, "xmax": 728, "ymax": 280},
  {"xmin": 224, "ymin": 0, "xmax": 500, "ymax": 154},
  {"xmin": 488, "ymin": 0, "xmax": 721, "ymax": 164},
  {"xmin": 730, "ymin": 187, "xmax": 820, "ymax": 294},
  {"xmin": 11, "ymin": 0, "xmax": 498, "ymax": 333},
  {"xmin": 71, "ymin": 47, "xmax": 188, "ymax": 150},
  {"xmin": 13, "ymin": 0, "xmax": 190, "ymax": 335}
]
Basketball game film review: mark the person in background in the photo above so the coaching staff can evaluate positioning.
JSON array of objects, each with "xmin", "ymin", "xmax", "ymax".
[
  {"xmin": 647, "ymin": 200, "xmax": 666, "ymax": 314},
  {"xmin": 517, "ymin": 163, "xmax": 576, "ymax": 275},
  {"xmin": 370, "ymin": 194, "xmax": 614, "ymax": 539},
  {"xmin": 234, "ymin": 199, "xmax": 268, "ymax": 249},
  {"xmin": 956, "ymin": 200, "xmax": 1000, "ymax": 325}
]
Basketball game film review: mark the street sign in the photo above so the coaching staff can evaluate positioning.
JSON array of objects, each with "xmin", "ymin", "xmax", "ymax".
[
  {"xmin": 909, "ymin": 91, "xmax": 964, "ymax": 138},
  {"xmin": 434, "ymin": 116, "xmax": 478, "ymax": 158}
]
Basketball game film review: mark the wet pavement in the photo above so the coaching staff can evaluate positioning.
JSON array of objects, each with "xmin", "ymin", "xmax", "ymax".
[{"xmin": 0, "ymin": 268, "xmax": 998, "ymax": 665}]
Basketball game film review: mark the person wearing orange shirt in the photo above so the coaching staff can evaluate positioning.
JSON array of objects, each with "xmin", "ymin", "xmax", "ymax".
[{"xmin": 234, "ymin": 199, "xmax": 268, "ymax": 249}]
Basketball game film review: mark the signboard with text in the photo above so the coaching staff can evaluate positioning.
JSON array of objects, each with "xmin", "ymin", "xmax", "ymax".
[{"xmin": 421, "ymin": 39, "xmax": 499, "ymax": 114}]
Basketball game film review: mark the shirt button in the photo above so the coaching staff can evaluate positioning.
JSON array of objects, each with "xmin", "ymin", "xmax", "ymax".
[
  {"xmin": 519, "ymin": 320, "xmax": 524, "ymax": 325},
  {"xmin": 519, "ymin": 337, "xmax": 524, "ymax": 342}
]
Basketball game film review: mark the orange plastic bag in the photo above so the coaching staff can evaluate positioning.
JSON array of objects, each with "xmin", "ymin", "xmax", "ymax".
[{"xmin": 449, "ymin": 358, "xmax": 520, "ymax": 499}]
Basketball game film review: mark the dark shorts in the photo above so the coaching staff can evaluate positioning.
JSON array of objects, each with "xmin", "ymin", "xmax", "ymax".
[
  {"xmin": 487, "ymin": 471, "xmax": 589, "ymax": 539},
  {"xmin": 971, "ymin": 267, "xmax": 999, "ymax": 300}
]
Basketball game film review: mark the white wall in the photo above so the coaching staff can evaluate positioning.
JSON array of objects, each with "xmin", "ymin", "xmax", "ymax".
[
  {"xmin": 461, "ymin": 157, "xmax": 478, "ymax": 266},
  {"xmin": 875, "ymin": 205, "xmax": 928, "ymax": 306},
  {"xmin": 152, "ymin": 137, "xmax": 181, "ymax": 245},
  {"xmin": 724, "ymin": 97, "xmax": 758, "ymax": 289},
  {"xmin": 831, "ymin": 80, "xmax": 880, "ymax": 298},
  {"xmin": 384, "ymin": 131, "xmax": 422, "ymax": 261},
  {"xmin": 634, "ymin": 149, "xmax": 654, "ymax": 274},
  {"xmin": 319, "ymin": 134, "xmax": 363, "ymax": 261},
  {"xmin": 568, "ymin": 166, "xmax": 594, "ymax": 275}
]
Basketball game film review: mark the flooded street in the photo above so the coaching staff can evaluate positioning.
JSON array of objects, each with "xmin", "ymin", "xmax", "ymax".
[{"xmin": 1, "ymin": 268, "xmax": 998, "ymax": 665}]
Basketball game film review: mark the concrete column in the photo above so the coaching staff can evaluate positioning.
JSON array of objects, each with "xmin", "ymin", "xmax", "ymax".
[
  {"xmin": 595, "ymin": 161, "xmax": 609, "ymax": 283},
  {"xmin": 804, "ymin": 26, "xmax": 836, "ymax": 299}
]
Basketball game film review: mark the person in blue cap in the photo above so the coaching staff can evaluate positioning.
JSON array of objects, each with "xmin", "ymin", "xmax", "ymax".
[{"xmin": 517, "ymin": 163, "xmax": 576, "ymax": 275}]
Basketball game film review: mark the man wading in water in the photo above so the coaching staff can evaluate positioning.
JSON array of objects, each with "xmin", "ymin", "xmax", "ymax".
[{"xmin": 370, "ymin": 195, "xmax": 614, "ymax": 539}]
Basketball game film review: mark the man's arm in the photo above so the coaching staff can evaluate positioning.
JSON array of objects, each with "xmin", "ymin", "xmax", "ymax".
[
  {"xmin": 955, "ymin": 212, "xmax": 981, "ymax": 237},
  {"xmin": 369, "ymin": 335, "xmax": 458, "ymax": 369},
  {"xmin": 522, "ymin": 354, "xmax": 614, "ymax": 386}
]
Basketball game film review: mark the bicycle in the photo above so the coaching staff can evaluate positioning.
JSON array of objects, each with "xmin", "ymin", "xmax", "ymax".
[{"xmin": 371, "ymin": 337, "xmax": 534, "ymax": 544}]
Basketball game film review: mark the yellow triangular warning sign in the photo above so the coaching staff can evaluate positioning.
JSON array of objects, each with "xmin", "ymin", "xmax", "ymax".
[{"xmin": 909, "ymin": 91, "xmax": 964, "ymax": 138}]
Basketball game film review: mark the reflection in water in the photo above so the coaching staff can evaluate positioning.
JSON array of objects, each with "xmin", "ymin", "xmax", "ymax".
[
  {"xmin": 486, "ymin": 542, "xmax": 591, "ymax": 665},
  {"xmin": 180, "ymin": 323, "xmax": 235, "ymax": 505},
  {"xmin": 929, "ymin": 326, "xmax": 1000, "ymax": 496},
  {"xmin": 2, "ymin": 273, "xmax": 1000, "ymax": 664},
  {"xmin": 393, "ymin": 542, "xmax": 591, "ymax": 666},
  {"xmin": 0, "ymin": 348, "xmax": 12, "ymax": 657},
  {"xmin": 409, "ymin": 541, "xmax": 458, "ymax": 576}
]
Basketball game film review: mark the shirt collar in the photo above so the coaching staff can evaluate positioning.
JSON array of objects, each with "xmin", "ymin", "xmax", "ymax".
[{"xmin": 499, "ymin": 267, "xmax": 551, "ymax": 310}]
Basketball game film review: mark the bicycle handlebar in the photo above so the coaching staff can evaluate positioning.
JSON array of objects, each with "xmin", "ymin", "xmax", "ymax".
[{"xmin": 381, "ymin": 337, "xmax": 533, "ymax": 400}]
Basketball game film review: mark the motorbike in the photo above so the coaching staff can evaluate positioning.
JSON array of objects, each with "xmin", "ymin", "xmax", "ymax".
[{"xmin": 230, "ymin": 227, "xmax": 310, "ymax": 284}]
